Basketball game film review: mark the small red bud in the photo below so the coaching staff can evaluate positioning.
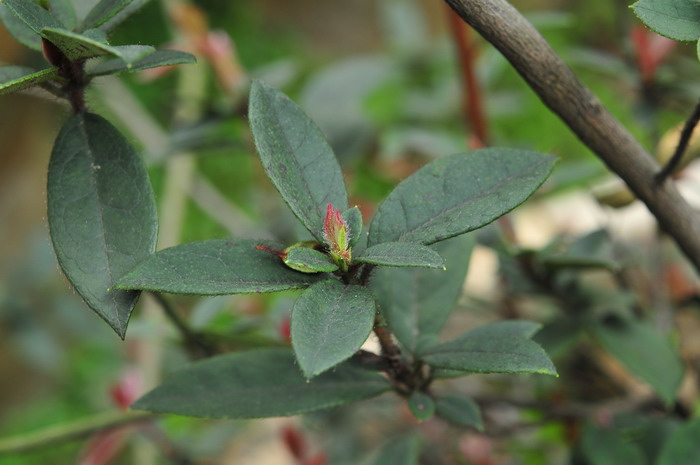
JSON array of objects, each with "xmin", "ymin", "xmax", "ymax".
[{"xmin": 281, "ymin": 425, "xmax": 306, "ymax": 460}]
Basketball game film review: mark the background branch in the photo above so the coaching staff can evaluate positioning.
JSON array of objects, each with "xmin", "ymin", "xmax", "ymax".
[{"xmin": 444, "ymin": 0, "xmax": 700, "ymax": 274}]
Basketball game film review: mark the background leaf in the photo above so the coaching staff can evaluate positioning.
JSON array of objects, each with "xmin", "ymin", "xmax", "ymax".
[
  {"xmin": 0, "ymin": 4, "xmax": 42, "ymax": 50},
  {"xmin": 132, "ymin": 348, "xmax": 391, "ymax": 418},
  {"xmin": 371, "ymin": 235, "xmax": 473, "ymax": 354},
  {"xmin": 656, "ymin": 418, "xmax": 700, "ymax": 465},
  {"xmin": 118, "ymin": 239, "xmax": 323, "ymax": 295},
  {"xmin": 632, "ymin": 0, "xmax": 700, "ymax": 41},
  {"xmin": 292, "ymin": 280, "xmax": 376, "ymax": 378},
  {"xmin": 408, "ymin": 391, "xmax": 435, "ymax": 422},
  {"xmin": 420, "ymin": 320, "xmax": 557, "ymax": 375},
  {"xmin": 434, "ymin": 395, "xmax": 483, "ymax": 430},
  {"xmin": 1, "ymin": 0, "xmax": 63, "ymax": 35},
  {"xmin": 0, "ymin": 66, "xmax": 58, "ymax": 96},
  {"xmin": 367, "ymin": 148, "xmax": 555, "ymax": 246},
  {"xmin": 80, "ymin": 0, "xmax": 131, "ymax": 30},
  {"xmin": 356, "ymin": 241, "xmax": 445, "ymax": 269},
  {"xmin": 249, "ymin": 80, "xmax": 348, "ymax": 240},
  {"xmin": 592, "ymin": 314, "xmax": 683, "ymax": 405},
  {"xmin": 47, "ymin": 113, "xmax": 157, "ymax": 338},
  {"xmin": 370, "ymin": 435, "xmax": 421, "ymax": 465},
  {"xmin": 86, "ymin": 49, "xmax": 196, "ymax": 76},
  {"xmin": 579, "ymin": 424, "xmax": 646, "ymax": 465},
  {"xmin": 49, "ymin": 0, "xmax": 77, "ymax": 31}
]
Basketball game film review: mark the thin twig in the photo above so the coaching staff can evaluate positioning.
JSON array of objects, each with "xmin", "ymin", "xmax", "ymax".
[
  {"xmin": 444, "ymin": 0, "xmax": 700, "ymax": 274},
  {"xmin": 656, "ymin": 99, "xmax": 700, "ymax": 183}
]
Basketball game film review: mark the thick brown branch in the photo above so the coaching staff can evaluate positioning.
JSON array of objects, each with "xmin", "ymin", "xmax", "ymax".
[{"xmin": 444, "ymin": 0, "xmax": 700, "ymax": 274}]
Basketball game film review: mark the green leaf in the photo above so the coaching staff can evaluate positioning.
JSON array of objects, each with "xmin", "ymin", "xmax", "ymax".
[
  {"xmin": 371, "ymin": 436, "xmax": 421, "ymax": 465},
  {"xmin": 541, "ymin": 229, "xmax": 619, "ymax": 271},
  {"xmin": 579, "ymin": 424, "xmax": 646, "ymax": 465},
  {"xmin": 49, "ymin": 0, "xmax": 76, "ymax": 31},
  {"xmin": 356, "ymin": 241, "xmax": 446, "ymax": 269},
  {"xmin": 0, "ymin": 4, "xmax": 42, "ymax": 50},
  {"xmin": 291, "ymin": 280, "xmax": 376, "ymax": 378},
  {"xmin": 0, "ymin": 66, "xmax": 59, "ymax": 96},
  {"xmin": 86, "ymin": 49, "xmax": 196, "ymax": 76},
  {"xmin": 284, "ymin": 246, "xmax": 338, "ymax": 273},
  {"xmin": 80, "ymin": 0, "xmax": 131, "ymax": 30},
  {"xmin": 592, "ymin": 314, "xmax": 683, "ymax": 405},
  {"xmin": 132, "ymin": 348, "xmax": 391, "ymax": 418},
  {"xmin": 249, "ymin": 80, "xmax": 348, "ymax": 241},
  {"xmin": 631, "ymin": 0, "xmax": 700, "ymax": 41},
  {"xmin": 367, "ymin": 148, "xmax": 556, "ymax": 246},
  {"xmin": 1, "ymin": 0, "xmax": 63, "ymax": 35},
  {"xmin": 656, "ymin": 418, "xmax": 700, "ymax": 465},
  {"xmin": 434, "ymin": 395, "xmax": 483, "ymax": 430},
  {"xmin": 118, "ymin": 239, "xmax": 324, "ymax": 295},
  {"xmin": 342, "ymin": 206, "xmax": 363, "ymax": 247},
  {"xmin": 420, "ymin": 320, "xmax": 557, "ymax": 375},
  {"xmin": 47, "ymin": 113, "xmax": 157, "ymax": 339},
  {"xmin": 408, "ymin": 391, "xmax": 435, "ymax": 422},
  {"xmin": 40, "ymin": 27, "xmax": 152, "ymax": 61},
  {"xmin": 371, "ymin": 235, "xmax": 473, "ymax": 354}
]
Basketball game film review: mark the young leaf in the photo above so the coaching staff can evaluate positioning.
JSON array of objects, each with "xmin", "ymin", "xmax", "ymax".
[
  {"xmin": 420, "ymin": 320, "xmax": 557, "ymax": 375},
  {"xmin": 592, "ymin": 314, "xmax": 683, "ymax": 405},
  {"xmin": 367, "ymin": 149, "xmax": 555, "ymax": 246},
  {"xmin": 284, "ymin": 247, "xmax": 338, "ymax": 273},
  {"xmin": 86, "ymin": 50, "xmax": 196, "ymax": 76},
  {"xmin": 80, "ymin": 0, "xmax": 132, "ymax": 30},
  {"xmin": 292, "ymin": 280, "xmax": 376, "ymax": 378},
  {"xmin": 371, "ymin": 436, "xmax": 421, "ymax": 465},
  {"xmin": 117, "ymin": 239, "xmax": 324, "ymax": 295},
  {"xmin": 132, "ymin": 348, "xmax": 391, "ymax": 418},
  {"xmin": 0, "ymin": 66, "xmax": 59, "ymax": 96},
  {"xmin": 408, "ymin": 391, "xmax": 435, "ymax": 422},
  {"xmin": 579, "ymin": 424, "xmax": 646, "ymax": 465},
  {"xmin": 342, "ymin": 206, "xmax": 363, "ymax": 247},
  {"xmin": 631, "ymin": 0, "xmax": 700, "ymax": 41},
  {"xmin": 356, "ymin": 241, "xmax": 446, "ymax": 269},
  {"xmin": 49, "ymin": 0, "xmax": 77, "ymax": 31},
  {"xmin": 0, "ymin": 4, "xmax": 42, "ymax": 50},
  {"xmin": 249, "ymin": 80, "xmax": 348, "ymax": 241},
  {"xmin": 371, "ymin": 235, "xmax": 473, "ymax": 354},
  {"xmin": 434, "ymin": 395, "xmax": 483, "ymax": 430},
  {"xmin": 47, "ymin": 113, "xmax": 157, "ymax": 339},
  {"xmin": 656, "ymin": 418, "xmax": 700, "ymax": 465},
  {"xmin": 1, "ymin": 0, "xmax": 63, "ymax": 35}
]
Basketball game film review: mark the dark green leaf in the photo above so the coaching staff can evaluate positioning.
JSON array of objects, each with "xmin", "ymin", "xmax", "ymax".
[
  {"xmin": 249, "ymin": 80, "xmax": 348, "ymax": 241},
  {"xmin": 0, "ymin": 66, "xmax": 58, "ymax": 96},
  {"xmin": 579, "ymin": 424, "xmax": 646, "ymax": 465},
  {"xmin": 342, "ymin": 206, "xmax": 363, "ymax": 247},
  {"xmin": 367, "ymin": 148, "xmax": 555, "ymax": 246},
  {"xmin": 534, "ymin": 317, "xmax": 584, "ymax": 359},
  {"xmin": 292, "ymin": 280, "xmax": 376, "ymax": 378},
  {"xmin": 592, "ymin": 315, "xmax": 683, "ymax": 405},
  {"xmin": 420, "ymin": 320, "xmax": 557, "ymax": 375},
  {"xmin": 371, "ymin": 436, "xmax": 421, "ymax": 465},
  {"xmin": 632, "ymin": 0, "xmax": 700, "ymax": 41},
  {"xmin": 80, "ymin": 0, "xmax": 131, "ymax": 30},
  {"xmin": 2, "ymin": 0, "xmax": 63, "ymax": 35},
  {"xmin": 47, "ymin": 113, "xmax": 157, "ymax": 338},
  {"xmin": 356, "ymin": 241, "xmax": 445, "ymax": 269},
  {"xmin": 284, "ymin": 246, "xmax": 338, "ymax": 273},
  {"xmin": 0, "ymin": 4, "xmax": 42, "ymax": 50},
  {"xmin": 86, "ymin": 49, "xmax": 196, "ymax": 76},
  {"xmin": 49, "ymin": 0, "xmax": 76, "ymax": 30},
  {"xmin": 132, "ymin": 348, "xmax": 391, "ymax": 418},
  {"xmin": 408, "ymin": 391, "xmax": 435, "ymax": 422},
  {"xmin": 656, "ymin": 418, "xmax": 700, "ymax": 465},
  {"xmin": 371, "ymin": 235, "xmax": 473, "ymax": 354},
  {"xmin": 118, "ymin": 239, "xmax": 324, "ymax": 295},
  {"xmin": 434, "ymin": 395, "xmax": 483, "ymax": 430}
]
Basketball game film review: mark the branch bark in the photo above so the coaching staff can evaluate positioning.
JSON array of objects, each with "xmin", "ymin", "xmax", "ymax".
[{"xmin": 444, "ymin": 0, "xmax": 700, "ymax": 274}]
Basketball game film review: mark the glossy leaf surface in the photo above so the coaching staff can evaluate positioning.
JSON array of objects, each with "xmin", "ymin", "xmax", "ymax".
[
  {"xmin": 292, "ymin": 280, "xmax": 376, "ymax": 378},
  {"xmin": 434, "ymin": 395, "xmax": 483, "ymax": 430},
  {"xmin": 371, "ymin": 235, "xmax": 473, "ymax": 354},
  {"xmin": 0, "ymin": 66, "xmax": 58, "ymax": 96},
  {"xmin": 249, "ymin": 80, "xmax": 348, "ymax": 240},
  {"xmin": 133, "ymin": 348, "xmax": 391, "ymax": 418},
  {"xmin": 420, "ymin": 321, "xmax": 557, "ymax": 375},
  {"xmin": 118, "ymin": 239, "xmax": 323, "ymax": 295},
  {"xmin": 356, "ymin": 241, "xmax": 445, "ymax": 269},
  {"xmin": 48, "ymin": 113, "xmax": 157, "ymax": 338},
  {"xmin": 367, "ymin": 149, "xmax": 555, "ymax": 246}
]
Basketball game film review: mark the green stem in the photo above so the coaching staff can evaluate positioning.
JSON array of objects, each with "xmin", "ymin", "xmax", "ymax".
[{"xmin": 0, "ymin": 411, "xmax": 153, "ymax": 455}]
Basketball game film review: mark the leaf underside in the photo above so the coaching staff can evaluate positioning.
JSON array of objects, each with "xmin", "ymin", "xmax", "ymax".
[
  {"xmin": 0, "ymin": 66, "xmax": 59, "ymax": 96},
  {"xmin": 87, "ymin": 50, "xmax": 196, "ymax": 76},
  {"xmin": 434, "ymin": 395, "xmax": 483, "ymax": 430}
]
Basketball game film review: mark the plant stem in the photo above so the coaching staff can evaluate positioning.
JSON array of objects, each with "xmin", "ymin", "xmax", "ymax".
[
  {"xmin": 444, "ymin": 0, "xmax": 700, "ymax": 275},
  {"xmin": 656, "ymin": 98, "xmax": 700, "ymax": 183},
  {"xmin": 0, "ymin": 411, "xmax": 153, "ymax": 455},
  {"xmin": 149, "ymin": 292, "xmax": 217, "ymax": 358}
]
